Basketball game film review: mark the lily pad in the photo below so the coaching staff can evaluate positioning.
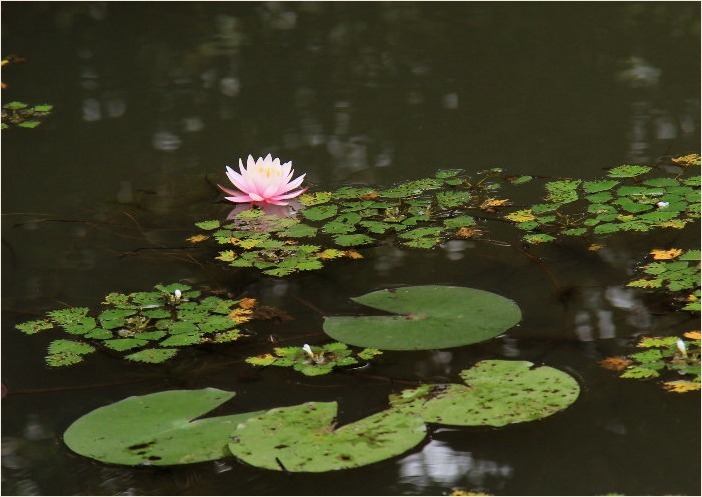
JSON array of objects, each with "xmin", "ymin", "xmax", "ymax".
[
  {"xmin": 389, "ymin": 360, "xmax": 580, "ymax": 427},
  {"xmin": 228, "ymin": 402, "xmax": 426, "ymax": 472},
  {"xmin": 323, "ymin": 286, "xmax": 521, "ymax": 350},
  {"xmin": 64, "ymin": 388, "xmax": 264, "ymax": 466}
]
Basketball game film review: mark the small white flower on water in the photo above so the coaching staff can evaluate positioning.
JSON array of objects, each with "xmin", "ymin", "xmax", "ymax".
[
  {"xmin": 302, "ymin": 344, "xmax": 314, "ymax": 358},
  {"xmin": 676, "ymin": 338, "xmax": 688, "ymax": 358},
  {"xmin": 656, "ymin": 201, "xmax": 670, "ymax": 209},
  {"xmin": 174, "ymin": 289, "xmax": 182, "ymax": 299}
]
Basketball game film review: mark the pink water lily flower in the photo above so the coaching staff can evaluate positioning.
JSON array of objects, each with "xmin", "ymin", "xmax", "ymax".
[{"xmin": 219, "ymin": 154, "xmax": 306, "ymax": 206}]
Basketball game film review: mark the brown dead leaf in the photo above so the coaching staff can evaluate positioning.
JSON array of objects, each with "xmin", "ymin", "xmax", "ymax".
[
  {"xmin": 650, "ymin": 248, "xmax": 683, "ymax": 260},
  {"xmin": 598, "ymin": 356, "xmax": 634, "ymax": 372},
  {"xmin": 588, "ymin": 243, "xmax": 604, "ymax": 251},
  {"xmin": 683, "ymin": 331, "xmax": 701, "ymax": 340},
  {"xmin": 186, "ymin": 234, "xmax": 209, "ymax": 243},
  {"xmin": 360, "ymin": 191, "xmax": 378, "ymax": 200}
]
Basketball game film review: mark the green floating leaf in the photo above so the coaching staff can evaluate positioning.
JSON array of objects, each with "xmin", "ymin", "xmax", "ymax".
[
  {"xmin": 443, "ymin": 215, "xmax": 476, "ymax": 228},
  {"xmin": 18, "ymin": 121, "xmax": 41, "ymax": 129},
  {"xmin": 3, "ymin": 101, "xmax": 28, "ymax": 110},
  {"xmin": 333, "ymin": 234, "xmax": 374, "ymax": 247},
  {"xmin": 15, "ymin": 319, "xmax": 53, "ymax": 335},
  {"xmin": 583, "ymin": 180, "xmax": 619, "ymax": 193},
  {"xmin": 389, "ymin": 360, "xmax": 580, "ymax": 427},
  {"xmin": 228, "ymin": 402, "xmax": 426, "ymax": 472},
  {"xmin": 323, "ymin": 286, "xmax": 521, "ymax": 350},
  {"xmin": 33, "ymin": 104, "xmax": 54, "ymax": 112},
  {"xmin": 125, "ymin": 348, "xmax": 179, "ymax": 363},
  {"xmin": 302, "ymin": 204, "xmax": 338, "ymax": 221},
  {"xmin": 64, "ymin": 389, "xmax": 264, "ymax": 466},
  {"xmin": 47, "ymin": 307, "xmax": 89, "ymax": 325},
  {"xmin": 545, "ymin": 180, "xmax": 581, "ymax": 204},
  {"xmin": 48, "ymin": 339, "xmax": 95, "ymax": 356},
  {"xmin": 607, "ymin": 165, "xmax": 652, "ymax": 178},
  {"xmin": 103, "ymin": 338, "xmax": 149, "ymax": 351},
  {"xmin": 195, "ymin": 220, "xmax": 221, "ymax": 230},
  {"xmin": 46, "ymin": 352, "xmax": 85, "ymax": 367}
]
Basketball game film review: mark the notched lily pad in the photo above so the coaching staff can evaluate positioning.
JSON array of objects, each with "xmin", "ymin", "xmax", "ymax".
[
  {"xmin": 228, "ymin": 401, "xmax": 426, "ymax": 472},
  {"xmin": 323, "ymin": 286, "xmax": 522, "ymax": 350},
  {"xmin": 389, "ymin": 360, "xmax": 580, "ymax": 427},
  {"xmin": 64, "ymin": 388, "xmax": 264, "ymax": 466}
]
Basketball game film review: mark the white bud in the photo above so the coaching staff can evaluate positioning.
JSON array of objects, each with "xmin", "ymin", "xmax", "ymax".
[
  {"xmin": 676, "ymin": 338, "xmax": 688, "ymax": 358},
  {"xmin": 174, "ymin": 289, "xmax": 182, "ymax": 299},
  {"xmin": 656, "ymin": 201, "xmax": 670, "ymax": 209},
  {"xmin": 302, "ymin": 344, "xmax": 314, "ymax": 358}
]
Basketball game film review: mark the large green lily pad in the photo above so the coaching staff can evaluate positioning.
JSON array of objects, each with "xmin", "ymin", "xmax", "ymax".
[
  {"xmin": 228, "ymin": 401, "xmax": 426, "ymax": 472},
  {"xmin": 64, "ymin": 388, "xmax": 264, "ymax": 466},
  {"xmin": 389, "ymin": 360, "xmax": 580, "ymax": 427},
  {"xmin": 323, "ymin": 286, "xmax": 521, "ymax": 350}
]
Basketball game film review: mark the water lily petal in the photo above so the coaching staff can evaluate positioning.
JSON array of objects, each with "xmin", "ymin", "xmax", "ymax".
[{"xmin": 225, "ymin": 194, "xmax": 255, "ymax": 203}]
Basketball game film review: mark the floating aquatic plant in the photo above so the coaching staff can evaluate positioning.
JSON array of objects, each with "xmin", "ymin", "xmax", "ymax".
[
  {"xmin": 218, "ymin": 154, "xmax": 306, "ymax": 206},
  {"xmin": 599, "ymin": 331, "xmax": 700, "ymax": 393},
  {"xmin": 15, "ymin": 283, "xmax": 262, "ymax": 366},
  {"xmin": 1, "ymin": 101, "xmax": 53, "ymax": 129},
  {"xmin": 64, "ymin": 388, "xmax": 265, "ymax": 466},
  {"xmin": 228, "ymin": 401, "xmax": 426, "ymax": 472},
  {"xmin": 389, "ymin": 360, "xmax": 580, "ymax": 426},
  {"xmin": 323, "ymin": 286, "xmax": 522, "ymax": 350},
  {"xmin": 627, "ymin": 249, "xmax": 700, "ymax": 311},
  {"xmin": 195, "ymin": 168, "xmax": 510, "ymax": 276},
  {"xmin": 502, "ymin": 155, "xmax": 700, "ymax": 244},
  {"xmin": 245, "ymin": 342, "xmax": 382, "ymax": 376}
]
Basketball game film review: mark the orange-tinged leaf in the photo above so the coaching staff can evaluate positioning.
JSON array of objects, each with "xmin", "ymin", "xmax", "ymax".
[
  {"xmin": 683, "ymin": 331, "xmax": 701, "ymax": 340},
  {"xmin": 186, "ymin": 234, "xmax": 209, "ymax": 243},
  {"xmin": 662, "ymin": 380, "xmax": 701, "ymax": 393},
  {"xmin": 456, "ymin": 227, "xmax": 480, "ymax": 238},
  {"xmin": 598, "ymin": 356, "xmax": 634, "ymax": 372},
  {"xmin": 650, "ymin": 248, "xmax": 683, "ymax": 260},
  {"xmin": 239, "ymin": 298, "xmax": 257, "ymax": 309},
  {"xmin": 345, "ymin": 249, "xmax": 364, "ymax": 260},
  {"xmin": 588, "ymin": 243, "xmax": 604, "ymax": 251},
  {"xmin": 360, "ymin": 191, "xmax": 378, "ymax": 200},
  {"xmin": 229, "ymin": 308, "xmax": 253, "ymax": 324},
  {"xmin": 480, "ymin": 198, "xmax": 511, "ymax": 212}
]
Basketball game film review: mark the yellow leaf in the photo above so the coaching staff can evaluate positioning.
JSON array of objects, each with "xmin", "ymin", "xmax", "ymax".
[
  {"xmin": 598, "ymin": 356, "xmax": 634, "ymax": 372},
  {"xmin": 650, "ymin": 248, "xmax": 683, "ymax": 260},
  {"xmin": 670, "ymin": 153, "xmax": 701, "ymax": 168},
  {"xmin": 504, "ymin": 209, "xmax": 536, "ymax": 222},
  {"xmin": 345, "ymin": 250, "xmax": 364, "ymax": 259},
  {"xmin": 229, "ymin": 308, "xmax": 253, "ymax": 324},
  {"xmin": 588, "ymin": 243, "xmax": 604, "ymax": 251},
  {"xmin": 186, "ymin": 234, "xmax": 209, "ymax": 243},
  {"xmin": 317, "ymin": 249, "xmax": 346, "ymax": 260},
  {"xmin": 662, "ymin": 380, "xmax": 701, "ymax": 393},
  {"xmin": 657, "ymin": 219, "xmax": 686, "ymax": 229},
  {"xmin": 683, "ymin": 331, "xmax": 701, "ymax": 340},
  {"xmin": 627, "ymin": 278, "xmax": 660, "ymax": 288}
]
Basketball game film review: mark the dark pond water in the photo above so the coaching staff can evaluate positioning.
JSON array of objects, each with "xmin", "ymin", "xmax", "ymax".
[{"xmin": 2, "ymin": 2, "xmax": 700, "ymax": 495}]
